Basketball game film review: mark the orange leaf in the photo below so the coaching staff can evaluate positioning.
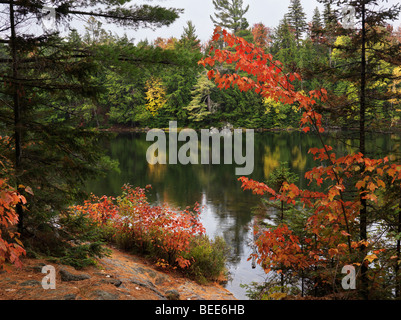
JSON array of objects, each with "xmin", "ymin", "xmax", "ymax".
[
  {"xmin": 355, "ymin": 180, "xmax": 366, "ymax": 189},
  {"xmin": 341, "ymin": 230, "xmax": 351, "ymax": 237},
  {"xmin": 25, "ymin": 186, "xmax": 34, "ymax": 196},
  {"xmin": 364, "ymin": 254, "xmax": 378, "ymax": 263}
]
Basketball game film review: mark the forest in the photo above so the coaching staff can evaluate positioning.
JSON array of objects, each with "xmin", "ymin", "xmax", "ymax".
[{"xmin": 1, "ymin": 0, "xmax": 401, "ymax": 301}]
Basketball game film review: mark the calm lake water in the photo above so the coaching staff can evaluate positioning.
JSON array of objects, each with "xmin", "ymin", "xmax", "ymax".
[{"xmin": 87, "ymin": 130, "xmax": 400, "ymax": 299}]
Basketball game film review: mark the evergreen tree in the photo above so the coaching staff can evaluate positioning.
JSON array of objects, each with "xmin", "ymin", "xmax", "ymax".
[
  {"xmin": 270, "ymin": 17, "xmax": 298, "ymax": 70},
  {"xmin": 83, "ymin": 16, "xmax": 113, "ymax": 46},
  {"xmin": 312, "ymin": 7, "xmax": 322, "ymax": 28},
  {"xmin": 0, "ymin": 0, "xmax": 182, "ymax": 246},
  {"xmin": 210, "ymin": 0, "xmax": 250, "ymax": 34},
  {"xmin": 316, "ymin": 0, "xmax": 401, "ymax": 299},
  {"xmin": 185, "ymin": 72, "xmax": 218, "ymax": 123},
  {"xmin": 310, "ymin": 7, "xmax": 323, "ymax": 43},
  {"xmin": 177, "ymin": 21, "xmax": 201, "ymax": 51},
  {"xmin": 285, "ymin": 0, "xmax": 308, "ymax": 45},
  {"xmin": 322, "ymin": 2, "xmax": 337, "ymax": 28}
]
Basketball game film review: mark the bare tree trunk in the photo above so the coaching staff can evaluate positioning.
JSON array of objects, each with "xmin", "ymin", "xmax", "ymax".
[
  {"xmin": 359, "ymin": 0, "xmax": 368, "ymax": 300},
  {"xmin": 9, "ymin": 0, "xmax": 24, "ymax": 233},
  {"xmin": 395, "ymin": 205, "xmax": 401, "ymax": 298}
]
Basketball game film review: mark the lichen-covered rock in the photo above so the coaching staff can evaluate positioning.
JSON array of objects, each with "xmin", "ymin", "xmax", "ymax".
[
  {"xmin": 89, "ymin": 290, "xmax": 119, "ymax": 300},
  {"xmin": 0, "ymin": 246, "xmax": 236, "ymax": 301},
  {"xmin": 165, "ymin": 289, "xmax": 180, "ymax": 300},
  {"xmin": 59, "ymin": 269, "xmax": 90, "ymax": 282},
  {"xmin": 20, "ymin": 280, "xmax": 41, "ymax": 287}
]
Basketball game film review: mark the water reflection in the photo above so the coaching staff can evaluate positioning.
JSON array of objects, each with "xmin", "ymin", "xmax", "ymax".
[{"xmin": 87, "ymin": 131, "xmax": 399, "ymax": 299}]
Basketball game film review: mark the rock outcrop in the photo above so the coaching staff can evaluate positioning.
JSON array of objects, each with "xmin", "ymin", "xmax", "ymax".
[{"xmin": 0, "ymin": 246, "xmax": 236, "ymax": 300}]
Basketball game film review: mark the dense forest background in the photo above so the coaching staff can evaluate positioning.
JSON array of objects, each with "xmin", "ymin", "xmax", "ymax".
[
  {"xmin": 13, "ymin": 0, "xmax": 397, "ymax": 131},
  {"xmin": 2, "ymin": 0, "xmax": 401, "ymax": 300}
]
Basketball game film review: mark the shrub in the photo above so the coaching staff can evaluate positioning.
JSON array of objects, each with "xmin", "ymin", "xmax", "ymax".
[
  {"xmin": 0, "ymin": 179, "xmax": 26, "ymax": 270},
  {"xmin": 69, "ymin": 184, "xmax": 228, "ymax": 282},
  {"xmin": 183, "ymin": 235, "xmax": 228, "ymax": 284},
  {"xmin": 36, "ymin": 211, "xmax": 112, "ymax": 269}
]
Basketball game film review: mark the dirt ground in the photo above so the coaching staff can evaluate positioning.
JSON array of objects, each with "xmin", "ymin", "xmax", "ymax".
[{"xmin": 0, "ymin": 246, "xmax": 236, "ymax": 301}]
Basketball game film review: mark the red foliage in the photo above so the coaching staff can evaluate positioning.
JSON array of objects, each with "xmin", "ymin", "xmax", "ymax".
[
  {"xmin": 0, "ymin": 179, "xmax": 27, "ymax": 270},
  {"xmin": 71, "ymin": 184, "xmax": 205, "ymax": 269},
  {"xmin": 251, "ymin": 23, "xmax": 272, "ymax": 49},
  {"xmin": 0, "ymin": 136, "xmax": 27, "ymax": 271},
  {"xmin": 200, "ymin": 28, "xmax": 401, "ymax": 278}
]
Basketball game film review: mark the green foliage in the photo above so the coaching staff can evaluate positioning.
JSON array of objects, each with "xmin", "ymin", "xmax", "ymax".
[
  {"xmin": 310, "ymin": 7, "xmax": 323, "ymax": 42},
  {"xmin": 38, "ymin": 1, "xmax": 384, "ymax": 132},
  {"xmin": 270, "ymin": 17, "xmax": 298, "ymax": 68},
  {"xmin": 0, "ymin": 0, "xmax": 184, "ymax": 265},
  {"xmin": 285, "ymin": 0, "xmax": 307, "ymax": 44},
  {"xmin": 24, "ymin": 211, "xmax": 110, "ymax": 269},
  {"xmin": 183, "ymin": 235, "xmax": 229, "ymax": 284},
  {"xmin": 185, "ymin": 72, "xmax": 217, "ymax": 123},
  {"xmin": 265, "ymin": 162, "xmax": 299, "ymax": 192},
  {"xmin": 210, "ymin": 0, "xmax": 250, "ymax": 33},
  {"xmin": 56, "ymin": 242, "xmax": 107, "ymax": 270},
  {"xmin": 8, "ymin": 0, "xmax": 401, "ymax": 135},
  {"xmin": 3, "ymin": 0, "xmax": 401, "ymax": 293},
  {"xmin": 241, "ymin": 281, "xmax": 294, "ymax": 300},
  {"xmin": 103, "ymin": 68, "xmax": 149, "ymax": 126},
  {"xmin": 177, "ymin": 21, "xmax": 201, "ymax": 51}
]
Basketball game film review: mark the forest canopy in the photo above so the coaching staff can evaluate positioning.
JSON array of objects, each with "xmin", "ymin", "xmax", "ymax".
[{"xmin": 1, "ymin": 0, "xmax": 401, "ymax": 301}]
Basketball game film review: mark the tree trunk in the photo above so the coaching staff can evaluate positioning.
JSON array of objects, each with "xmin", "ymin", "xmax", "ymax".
[
  {"xmin": 395, "ymin": 204, "xmax": 401, "ymax": 298},
  {"xmin": 9, "ymin": 0, "xmax": 24, "ymax": 233},
  {"xmin": 359, "ymin": 0, "xmax": 368, "ymax": 300}
]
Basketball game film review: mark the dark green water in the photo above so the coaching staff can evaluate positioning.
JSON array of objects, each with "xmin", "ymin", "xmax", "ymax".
[{"xmin": 87, "ymin": 130, "xmax": 400, "ymax": 299}]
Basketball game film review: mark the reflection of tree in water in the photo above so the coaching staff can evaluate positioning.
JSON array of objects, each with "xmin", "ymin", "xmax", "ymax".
[
  {"xmin": 255, "ymin": 132, "xmax": 315, "ymax": 189},
  {"xmin": 86, "ymin": 131, "xmax": 400, "ymax": 273},
  {"xmin": 203, "ymin": 189, "xmax": 257, "ymax": 267}
]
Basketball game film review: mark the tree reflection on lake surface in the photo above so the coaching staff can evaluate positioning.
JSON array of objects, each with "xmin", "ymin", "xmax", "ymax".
[{"xmin": 87, "ymin": 131, "xmax": 399, "ymax": 299}]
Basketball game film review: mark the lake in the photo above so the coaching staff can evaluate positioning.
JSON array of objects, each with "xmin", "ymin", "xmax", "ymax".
[{"xmin": 87, "ymin": 130, "xmax": 400, "ymax": 299}]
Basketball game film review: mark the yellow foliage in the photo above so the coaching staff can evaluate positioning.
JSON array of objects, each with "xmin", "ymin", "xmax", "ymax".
[
  {"xmin": 145, "ymin": 77, "xmax": 167, "ymax": 116},
  {"xmin": 263, "ymin": 97, "xmax": 297, "ymax": 114},
  {"xmin": 263, "ymin": 145, "xmax": 280, "ymax": 179},
  {"xmin": 291, "ymin": 145, "xmax": 306, "ymax": 172}
]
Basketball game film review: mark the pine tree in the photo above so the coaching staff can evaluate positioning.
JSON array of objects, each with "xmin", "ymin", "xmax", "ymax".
[
  {"xmin": 285, "ymin": 0, "xmax": 307, "ymax": 45},
  {"xmin": 270, "ymin": 17, "xmax": 298, "ymax": 68},
  {"xmin": 210, "ymin": 0, "xmax": 250, "ymax": 34},
  {"xmin": 83, "ymin": 16, "xmax": 113, "ymax": 46},
  {"xmin": 0, "ymin": 0, "xmax": 182, "ymax": 239},
  {"xmin": 322, "ymin": 2, "xmax": 337, "ymax": 28},
  {"xmin": 185, "ymin": 72, "xmax": 218, "ymax": 122},
  {"xmin": 177, "ymin": 21, "xmax": 201, "ymax": 51},
  {"xmin": 310, "ymin": 7, "xmax": 323, "ymax": 43},
  {"xmin": 316, "ymin": 0, "xmax": 401, "ymax": 299}
]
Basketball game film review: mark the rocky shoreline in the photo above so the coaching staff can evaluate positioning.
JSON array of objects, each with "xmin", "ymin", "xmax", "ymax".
[{"xmin": 0, "ymin": 246, "xmax": 236, "ymax": 301}]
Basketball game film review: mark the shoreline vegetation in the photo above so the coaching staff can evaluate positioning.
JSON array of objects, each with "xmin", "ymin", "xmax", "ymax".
[
  {"xmin": 99, "ymin": 124, "xmax": 401, "ymax": 135},
  {"xmin": 65, "ymin": 184, "xmax": 229, "ymax": 286},
  {"xmin": 2, "ymin": 0, "xmax": 401, "ymax": 302}
]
